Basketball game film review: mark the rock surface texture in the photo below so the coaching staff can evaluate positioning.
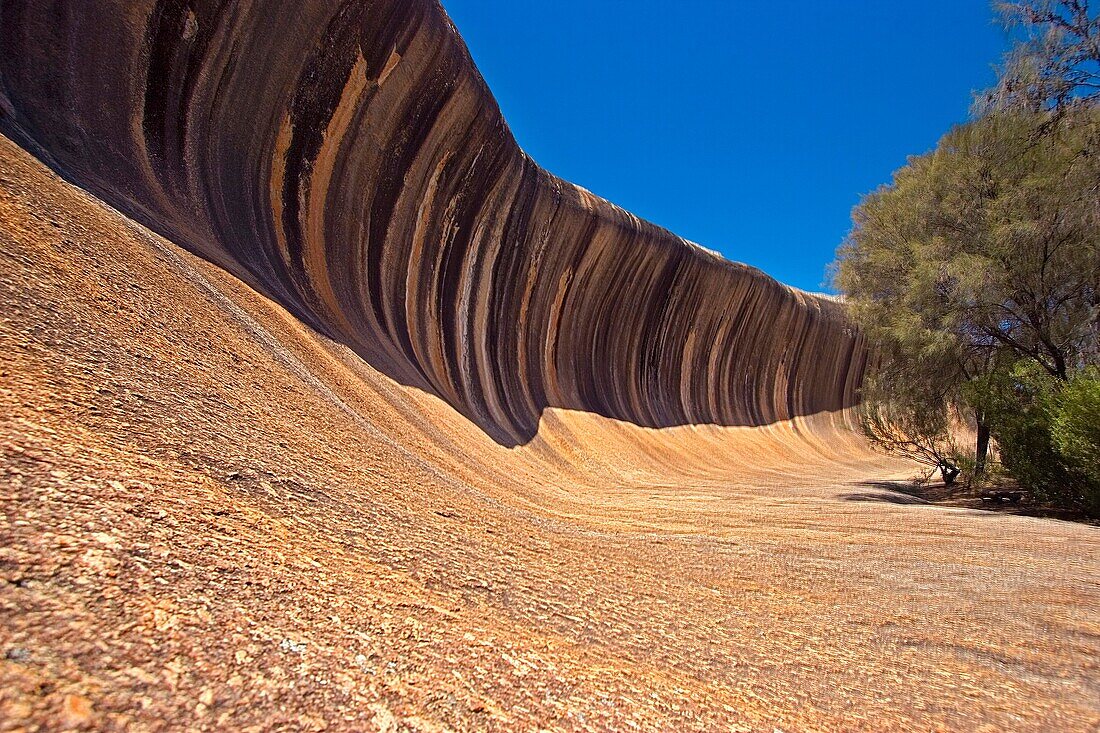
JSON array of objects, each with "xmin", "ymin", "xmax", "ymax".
[
  {"xmin": 0, "ymin": 0, "xmax": 864, "ymax": 445},
  {"xmin": 1, "ymin": 2, "xmax": 1099, "ymax": 732}
]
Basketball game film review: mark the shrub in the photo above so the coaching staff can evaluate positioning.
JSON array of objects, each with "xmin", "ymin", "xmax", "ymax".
[
  {"xmin": 974, "ymin": 364, "xmax": 1100, "ymax": 516},
  {"xmin": 1051, "ymin": 369, "xmax": 1100, "ymax": 515}
]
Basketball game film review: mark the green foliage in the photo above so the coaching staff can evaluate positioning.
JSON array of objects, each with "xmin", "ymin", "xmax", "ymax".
[
  {"xmin": 833, "ymin": 107, "xmax": 1099, "ymax": 509},
  {"xmin": 834, "ymin": 109, "xmax": 1100, "ymax": 382},
  {"xmin": 1051, "ymin": 368, "xmax": 1100, "ymax": 494},
  {"xmin": 970, "ymin": 364, "xmax": 1100, "ymax": 516},
  {"xmin": 968, "ymin": 364, "xmax": 1062, "ymax": 492}
]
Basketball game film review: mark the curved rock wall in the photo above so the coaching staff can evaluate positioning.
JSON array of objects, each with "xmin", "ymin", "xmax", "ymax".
[{"xmin": 0, "ymin": 0, "xmax": 866, "ymax": 445}]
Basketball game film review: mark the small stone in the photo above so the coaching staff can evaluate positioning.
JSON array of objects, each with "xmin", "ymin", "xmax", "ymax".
[
  {"xmin": 279, "ymin": 638, "xmax": 306, "ymax": 654},
  {"xmin": 5, "ymin": 646, "xmax": 30, "ymax": 662}
]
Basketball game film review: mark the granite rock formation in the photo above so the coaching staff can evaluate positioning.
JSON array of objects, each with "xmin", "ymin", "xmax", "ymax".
[
  {"xmin": 4, "ymin": 3, "xmax": 1100, "ymax": 730},
  {"xmin": 0, "ymin": 0, "xmax": 866, "ymax": 444}
]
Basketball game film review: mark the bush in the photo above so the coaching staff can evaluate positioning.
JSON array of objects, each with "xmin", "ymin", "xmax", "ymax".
[
  {"xmin": 973, "ymin": 364, "xmax": 1100, "ymax": 516},
  {"xmin": 1051, "ymin": 369, "xmax": 1100, "ymax": 514}
]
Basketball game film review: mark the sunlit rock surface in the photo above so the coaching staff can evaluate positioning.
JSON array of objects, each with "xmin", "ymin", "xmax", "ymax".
[{"xmin": 1, "ymin": 2, "xmax": 1098, "ymax": 731}]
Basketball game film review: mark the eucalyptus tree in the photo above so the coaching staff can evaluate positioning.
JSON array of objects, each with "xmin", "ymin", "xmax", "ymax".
[{"xmin": 834, "ymin": 108, "xmax": 1100, "ymax": 478}]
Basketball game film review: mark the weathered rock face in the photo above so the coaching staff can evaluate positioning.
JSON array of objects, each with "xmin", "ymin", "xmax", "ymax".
[{"xmin": 0, "ymin": 0, "xmax": 866, "ymax": 445}]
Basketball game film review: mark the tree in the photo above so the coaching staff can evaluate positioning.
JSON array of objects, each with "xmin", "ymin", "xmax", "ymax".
[
  {"xmin": 981, "ymin": 0, "xmax": 1100, "ymax": 116},
  {"xmin": 834, "ymin": 2, "xmax": 1099, "ymax": 507},
  {"xmin": 833, "ymin": 108, "xmax": 1100, "ymax": 481},
  {"xmin": 857, "ymin": 365, "xmax": 965, "ymax": 485}
]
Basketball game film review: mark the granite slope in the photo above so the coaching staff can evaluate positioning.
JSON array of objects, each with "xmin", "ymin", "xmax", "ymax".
[
  {"xmin": 4, "ymin": 1, "xmax": 1099, "ymax": 731},
  {"xmin": 2, "ymin": 133, "xmax": 1098, "ymax": 731}
]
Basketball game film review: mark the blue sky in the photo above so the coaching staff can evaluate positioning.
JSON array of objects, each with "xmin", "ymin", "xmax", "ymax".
[{"xmin": 441, "ymin": 1, "xmax": 1008, "ymax": 292}]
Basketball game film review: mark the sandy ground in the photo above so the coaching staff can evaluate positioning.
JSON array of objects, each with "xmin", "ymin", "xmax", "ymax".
[{"xmin": 1, "ymin": 135, "xmax": 1098, "ymax": 731}]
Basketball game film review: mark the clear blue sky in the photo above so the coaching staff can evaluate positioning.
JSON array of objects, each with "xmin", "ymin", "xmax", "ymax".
[{"xmin": 441, "ymin": 0, "xmax": 1008, "ymax": 292}]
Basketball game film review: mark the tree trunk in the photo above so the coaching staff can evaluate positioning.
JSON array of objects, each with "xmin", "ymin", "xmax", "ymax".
[
  {"xmin": 975, "ymin": 412, "xmax": 991, "ymax": 476},
  {"xmin": 1052, "ymin": 350, "xmax": 1068, "ymax": 381}
]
